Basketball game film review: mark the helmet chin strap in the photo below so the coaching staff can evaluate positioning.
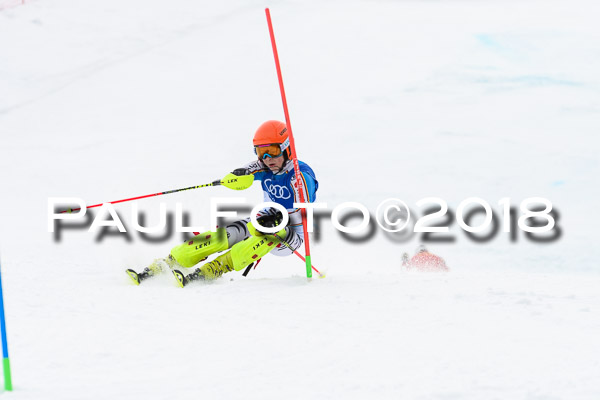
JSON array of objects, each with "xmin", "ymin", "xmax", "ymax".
[
  {"xmin": 274, "ymin": 162, "xmax": 286, "ymax": 174},
  {"xmin": 278, "ymin": 156, "xmax": 292, "ymax": 173}
]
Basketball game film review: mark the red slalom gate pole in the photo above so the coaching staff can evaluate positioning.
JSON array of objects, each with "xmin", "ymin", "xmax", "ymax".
[
  {"xmin": 289, "ymin": 247, "xmax": 322, "ymax": 277},
  {"xmin": 265, "ymin": 8, "xmax": 315, "ymax": 279},
  {"xmin": 273, "ymin": 233, "xmax": 323, "ymax": 277}
]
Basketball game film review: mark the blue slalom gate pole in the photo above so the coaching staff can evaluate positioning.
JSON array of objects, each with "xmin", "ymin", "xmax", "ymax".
[{"xmin": 0, "ymin": 255, "xmax": 13, "ymax": 391}]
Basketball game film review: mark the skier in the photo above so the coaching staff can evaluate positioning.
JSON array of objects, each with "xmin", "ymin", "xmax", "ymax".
[
  {"xmin": 126, "ymin": 120, "xmax": 318, "ymax": 287},
  {"xmin": 402, "ymin": 245, "xmax": 449, "ymax": 271}
]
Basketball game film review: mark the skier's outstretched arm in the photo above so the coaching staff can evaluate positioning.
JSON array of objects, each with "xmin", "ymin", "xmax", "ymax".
[{"xmin": 231, "ymin": 160, "xmax": 267, "ymax": 178}]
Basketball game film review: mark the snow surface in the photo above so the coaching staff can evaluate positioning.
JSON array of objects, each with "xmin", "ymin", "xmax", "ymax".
[{"xmin": 1, "ymin": 0, "xmax": 599, "ymax": 398}]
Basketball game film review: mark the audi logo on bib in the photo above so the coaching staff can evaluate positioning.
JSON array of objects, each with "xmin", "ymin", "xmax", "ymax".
[{"xmin": 264, "ymin": 179, "xmax": 292, "ymax": 199}]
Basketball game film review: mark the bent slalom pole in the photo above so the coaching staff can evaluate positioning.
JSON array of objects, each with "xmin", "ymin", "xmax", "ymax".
[
  {"xmin": 265, "ymin": 8, "xmax": 315, "ymax": 279},
  {"xmin": 58, "ymin": 173, "xmax": 254, "ymax": 214},
  {"xmin": 244, "ymin": 234, "xmax": 323, "ymax": 278},
  {"xmin": 0, "ymin": 254, "xmax": 12, "ymax": 391},
  {"xmin": 274, "ymin": 233, "xmax": 324, "ymax": 277}
]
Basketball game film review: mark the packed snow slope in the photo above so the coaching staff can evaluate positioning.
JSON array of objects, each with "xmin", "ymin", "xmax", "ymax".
[{"xmin": 1, "ymin": 0, "xmax": 599, "ymax": 399}]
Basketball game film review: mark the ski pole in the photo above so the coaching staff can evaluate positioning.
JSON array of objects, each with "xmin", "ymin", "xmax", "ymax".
[
  {"xmin": 59, "ymin": 173, "xmax": 254, "ymax": 214},
  {"xmin": 274, "ymin": 232, "xmax": 324, "ymax": 277}
]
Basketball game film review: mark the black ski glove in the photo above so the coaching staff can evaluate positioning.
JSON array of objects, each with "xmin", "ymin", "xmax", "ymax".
[
  {"xmin": 232, "ymin": 168, "xmax": 249, "ymax": 176},
  {"xmin": 256, "ymin": 211, "xmax": 284, "ymax": 230},
  {"xmin": 248, "ymin": 210, "xmax": 285, "ymax": 236}
]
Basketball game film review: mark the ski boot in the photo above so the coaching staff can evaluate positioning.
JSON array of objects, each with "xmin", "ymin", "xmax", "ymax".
[
  {"xmin": 126, "ymin": 267, "xmax": 153, "ymax": 285},
  {"xmin": 172, "ymin": 268, "xmax": 201, "ymax": 288},
  {"xmin": 126, "ymin": 257, "xmax": 173, "ymax": 285},
  {"xmin": 173, "ymin": 252, "xmax": 234, "ymax": 288}
]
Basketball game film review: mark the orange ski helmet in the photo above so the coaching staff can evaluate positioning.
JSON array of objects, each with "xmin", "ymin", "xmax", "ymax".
[{"xmin": 253, "ymin": 120, "xmax": 291, "ymax": 159}]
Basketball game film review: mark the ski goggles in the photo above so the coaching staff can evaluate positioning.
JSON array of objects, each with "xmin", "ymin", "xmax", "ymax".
[{"xmin": 254, "ymin": 143, "xmax": 283, "ymax": 159}]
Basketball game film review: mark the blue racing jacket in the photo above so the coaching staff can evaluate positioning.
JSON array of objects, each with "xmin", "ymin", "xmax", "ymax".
[{"xmin": 242, "ymin": 159, "xmax": 318, "ymax": 233}]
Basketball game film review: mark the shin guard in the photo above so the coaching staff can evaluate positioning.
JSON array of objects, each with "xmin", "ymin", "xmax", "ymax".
[{"xmin": 170, "ymin": 228, "xmax": 229, "ymax": 269}]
